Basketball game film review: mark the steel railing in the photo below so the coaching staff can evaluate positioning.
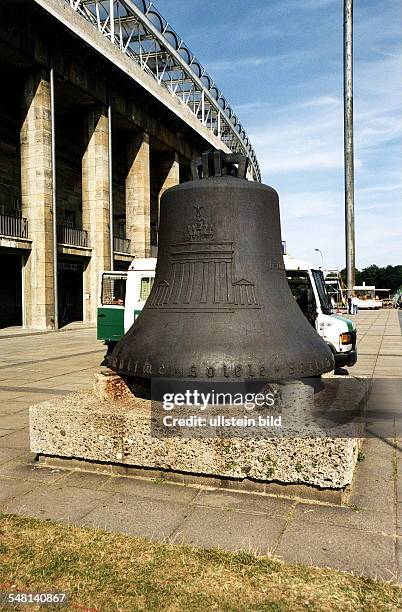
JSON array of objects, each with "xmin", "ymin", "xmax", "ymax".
[
  {"xmin": 0, "ymin": 213, "xmax": 28, "ymax": 239},
  {"xmin": 57, "ymin": 225, "xmax": 89, "ymax": 247},
  {"xmin": 65, "ymin": 0, "xmax": 261, "ymax": 181},
  {"xmin": 113, "ymin": 235, "xmax": 131, "ymax": 253}
]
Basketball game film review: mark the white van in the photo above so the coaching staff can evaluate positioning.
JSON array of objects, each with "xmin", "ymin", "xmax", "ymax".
[
  {"xmin": 284, "ymin": 255, "xmax": 357, "ymax": 368},
  {"xmin": 98, "ymin": 255, "xmax": 357, "ymax": 369}
]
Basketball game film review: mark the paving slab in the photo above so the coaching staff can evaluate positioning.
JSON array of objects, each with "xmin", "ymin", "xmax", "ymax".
[
  {"xmin": 99, "ymin": 475, "xmax": 200, "ymax": 504},
  {"xmin": 192, "ymin": 489, "xmax": 296, "ymax": 517},
  {"xmin": 80, "ymin": 493, "xmax": 191, "ymax": 538},
  {"xmin": 0, "ymin": 403, "xmax": 31, "ymax": 417},
  {"xmin": 0, "ymin": 428, "xmax": 13, "ymax": 438},
  {"xmin": 0, "ymin": 411, "xmax": 29, "ymax": 430},
  {"xmin": 293, "ymin": 502, "xmax": 395, "ymax": 536},
  {"xmin": 275, "ymin": 520, "xmax": 397, "ymax": 580},
  {"xmin": 0, "ymin": 459, "xmax": 68, "ymax": 483},
  {"xmin": 60, "ymin": 471, "xmax": 113, "ymax": 490},
  {"xmin": 171, "ymin": 505, "xmax": 286, "ymax": 554},
  {"xmin": 0, "ymin": 476, "xmax": 38, "ymax": 503},
  {"xmin": 0, "ymin": 428, "xmax": 29, "ymax": 449},
  {"xmin": 347, "ymin": 436, "xmax": 396, "ymax": 510},
  {"xmin": 0, "ymin": 448, "xmax": 27, "ymax": 464},
  {"xmin": 1, "ymin": 484, "xmax": 114, "ymax": 523},
  {"xmin": 0, "ymin": 391, "xmax": 26, "ymax": 401}
]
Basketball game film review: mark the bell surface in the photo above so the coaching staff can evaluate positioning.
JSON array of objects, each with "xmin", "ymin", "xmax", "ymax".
[{"xmin": 108, "ymin": 175, "xmax": 334, "ymax": 381}]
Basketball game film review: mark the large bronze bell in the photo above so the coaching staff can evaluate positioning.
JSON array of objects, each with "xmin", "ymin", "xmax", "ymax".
[{"xmin": 107, "ymin": 152, "xmax": 334, "ymax": 381}]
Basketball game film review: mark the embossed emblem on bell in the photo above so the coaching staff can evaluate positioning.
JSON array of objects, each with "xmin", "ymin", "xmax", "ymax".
[{"xmin": 107, "ymin": 151, "xmax": 335, "ymax": 381}]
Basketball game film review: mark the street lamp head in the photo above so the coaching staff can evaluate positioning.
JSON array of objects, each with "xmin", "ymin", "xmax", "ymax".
[{"xmin": 314, "ymin": 248, "xmax": 323, "ymax": 269}]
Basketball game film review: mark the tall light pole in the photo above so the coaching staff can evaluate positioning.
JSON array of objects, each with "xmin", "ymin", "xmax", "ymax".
[
  {"xmin": 344, "ymin": 0, "xmax": 355, "ymax": 295},
  {"xmin": 315, "ymin": 248, "xmax": 324, "ymax": 269}
]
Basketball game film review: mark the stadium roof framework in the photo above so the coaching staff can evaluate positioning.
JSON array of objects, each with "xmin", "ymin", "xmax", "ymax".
[{"xmin": 66, "ymin": 0, "xmax": 261, "ymax": 181}]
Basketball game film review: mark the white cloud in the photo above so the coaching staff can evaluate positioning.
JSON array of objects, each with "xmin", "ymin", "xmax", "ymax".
[
  {"xmin": 297, "ymin": 95, "xmax": 339, "ymax": 108},
  {"xmin": 357, "ymin": 184, "xmax": 402, "ymax": 195},
  {"xmin": 207, "ymin": 51, "xmax": 307, "ymax": 72},
  {"xmin": 279, "ymin": 190, "xmax": 345, "ymax": 269},
  {"xmin": 236, "ymin": 95, "xmax": 339, "ymax": 117},
  {"xmin": 235, "ymin": 101, "xmax": 272, "ymax": 113},
  {"xmin": 250, "ymin": 106, "xmax": 347, "ymax": 174},
  {"xmin": 299, "ymin": 0, "xmax": 339, "ymax": 8},
  {"xmin": 279, "ymin": 189, "xmax": 402, "ymax": 269},
  {"xmin": 249, "ymin": 50, "xmax": 401, "ymax": 176},
  {"xmin": 245, "ymin": 44, "xmax": 402, "ymax": 267}
]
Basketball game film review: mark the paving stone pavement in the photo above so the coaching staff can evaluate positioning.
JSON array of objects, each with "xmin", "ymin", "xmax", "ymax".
[{"xmin": 0, "ymin": 312, "xmax": 400, "ymax": 582}]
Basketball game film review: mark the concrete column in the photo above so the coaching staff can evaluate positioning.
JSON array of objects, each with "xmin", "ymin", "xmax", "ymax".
[
  {"xmin": 125, "ymin": 132, "xmax": 150, "ymax": 257},
  {"xmin": 154, "ymin": 152, "xmax": 179, "ymax": 251},
  {"xmin": 158, "ymin": 151, "xmax": 180, "ymax": 205},
  {"xmin": 20, "ymin": 70, "xmax": 55, "ymax": 329},
  {"xmin": 82, "ymin": 106, "xmax": 111, "ymax": 322}
]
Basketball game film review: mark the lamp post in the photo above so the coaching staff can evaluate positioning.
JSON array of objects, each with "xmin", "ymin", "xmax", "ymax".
[
  {"xmin": 344, "ymin": 0, "xmax": 355, "ymax": 296},
  {"xmin": 315, "ymin": 248, "xmax": 324, "ymax": 269}
]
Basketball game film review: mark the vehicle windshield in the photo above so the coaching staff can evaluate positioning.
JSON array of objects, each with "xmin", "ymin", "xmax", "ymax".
[
  {"xmin": 312, "ymin": 269, "xmax": 332, "ymax": 314},
  {"xmin": 286, "ymin": 270, "xmax": 316, "ymax": 321}
]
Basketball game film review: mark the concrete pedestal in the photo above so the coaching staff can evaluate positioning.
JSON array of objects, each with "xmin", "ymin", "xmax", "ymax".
[{"xmin": 29, "ymin": 371, "xmax": 367, "ymax": 493}]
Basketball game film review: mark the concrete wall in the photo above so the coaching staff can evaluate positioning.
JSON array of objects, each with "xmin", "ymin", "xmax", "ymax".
[
  {"xmin": 0, "ymin": 68, "xmax": 188, "ymax": 329},
  {"xmin": 0, "ymin": 6, "xmax": 215, "ymax": 329},
  {"xmin": 20, "ymin": 70, "xmax": 55, "ymax": 329}
]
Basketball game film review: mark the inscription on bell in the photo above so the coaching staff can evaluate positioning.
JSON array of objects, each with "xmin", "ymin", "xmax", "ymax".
[{"xmin": 111, "ymin": 359, "xmax": 334, "ymax": 379}]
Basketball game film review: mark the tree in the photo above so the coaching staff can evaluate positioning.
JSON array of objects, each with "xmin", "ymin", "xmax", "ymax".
[
  {"xmin": 340, "ymin": 267, "xmax": 361, "ymax": 287},
  {"xmin": 340, "ymin": 265, "xmax": 402, "ymax": 293}
]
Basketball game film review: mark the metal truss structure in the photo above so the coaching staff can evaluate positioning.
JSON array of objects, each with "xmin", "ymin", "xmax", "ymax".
[{"xmin": 66, "ymin": 0, "xmax": 261, "ymax": 181}]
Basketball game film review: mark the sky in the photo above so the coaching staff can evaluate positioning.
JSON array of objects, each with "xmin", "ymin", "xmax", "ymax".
[{"xmin": 154, "ymin": 0, "xmax": 401, "ymax": 271}]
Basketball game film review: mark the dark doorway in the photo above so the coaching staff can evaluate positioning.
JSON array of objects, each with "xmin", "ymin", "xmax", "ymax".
[
  {"xmin": 57, "ymin": 260, "xmax": 83, "ymax": 326},
  {"xmin": 0, "ymin": 253, "xmax": 22, "ymax": 328}
]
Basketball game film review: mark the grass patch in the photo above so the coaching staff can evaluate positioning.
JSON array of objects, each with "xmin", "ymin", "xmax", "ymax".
[
  {"xmin": 0, "ymin": 513, "xmax": 400, "ymax": 611},
  {"xmin": 357, "ymin": 450, "xmax": 366, "ymax": 463}
]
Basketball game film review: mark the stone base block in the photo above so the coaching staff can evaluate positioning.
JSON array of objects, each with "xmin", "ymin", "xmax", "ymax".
[
  {"xmin": 29, "ymin": 372, "xmax": 367, "ymax": 492},
  {"xmin": 36, "ymin": 455, "xmax": 346, "ymax": 504}
]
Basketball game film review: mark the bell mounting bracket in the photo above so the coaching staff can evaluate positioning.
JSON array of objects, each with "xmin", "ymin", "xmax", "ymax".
[{"xmin": 190, "ymin": 151, "xmax": 249, "ymax": 181}]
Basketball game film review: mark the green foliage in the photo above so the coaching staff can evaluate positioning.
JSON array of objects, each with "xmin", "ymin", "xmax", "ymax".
[
  {"xmin": 357, "ymin": 450, "xmax": 366, "ymax": 462},
  {"xmin": 340, "ymin": 265, "xmax": 402, "ymax": 294}
]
